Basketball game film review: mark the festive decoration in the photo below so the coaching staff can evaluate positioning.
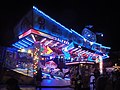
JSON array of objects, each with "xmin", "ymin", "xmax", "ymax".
[
  {"xmin": 82, "ymin": 26, "xmax": 96, "ymax": 42},
  {"xmin": 33, "ymin": 42, "xmax": 40, "ymax": 75},
  {"xmin": 45, "ymin": 61, "xmax": 57, "ymax": 69}
]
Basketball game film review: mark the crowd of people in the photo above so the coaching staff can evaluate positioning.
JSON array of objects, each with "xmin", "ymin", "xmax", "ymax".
[
  {"xmin": 95, "ymin": 69, "xmax": 120, "ymax": 90},
  {"xmin": 2, "ymin": 62, "xmax": 120, "ymax": 90},
  {"xmin": 70, "ymin": 66, "xmax": 120, "ymax": 90}
]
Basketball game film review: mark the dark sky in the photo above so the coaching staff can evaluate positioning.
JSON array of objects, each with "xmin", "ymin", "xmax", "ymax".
[{"xmin": 0, "ymin": 0, "xmax": 119, "ymax": 53}]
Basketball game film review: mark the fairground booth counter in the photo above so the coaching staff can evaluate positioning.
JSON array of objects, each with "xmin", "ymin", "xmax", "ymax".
[{"xmin": 4, "ymin": 6, "xmax": 110, "ymax": 80}]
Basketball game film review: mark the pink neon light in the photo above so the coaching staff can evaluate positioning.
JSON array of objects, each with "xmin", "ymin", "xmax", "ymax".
[
  {"xmin": 19, "ymin": 29, "xmax": 32, "ymax": 39},
  {"xmin": 19, "ymin": 29, "xmax": 55, "ymax": 40},
  {"xmin": 66, "ymin": 61, "xmax": 94, "ymax": 65},
  {"xmin": 31, "ymin": 29, "xmax": 54, "ymax": 39},
  {"xmin": 31, "ymin": 29, "xmax": 41, "ymax": 35},
  {"xmin": 19, "ymin": 29, "xmax": 40, "ymax": 39}
]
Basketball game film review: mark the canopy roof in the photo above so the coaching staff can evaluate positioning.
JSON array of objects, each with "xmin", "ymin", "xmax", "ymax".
[{"xmin": 12, "ymin": 6, "xmax": 110, "ymax": 60}]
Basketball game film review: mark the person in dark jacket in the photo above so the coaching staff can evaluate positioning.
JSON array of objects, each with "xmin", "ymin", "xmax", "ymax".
[
  {"xmin": 75, "ymin": 74, "xmax": 83, "ymax": 90},
  {"xmin": 96, "ymin": 75, "xmax": 108, "ymax": 90},
  {"xmin": 35, "ymin": 67, "xmax": 43, "ymax": 82},
  {"xmin": 6, "ymin": 78, "xmax": 21, "ymax": 90}
]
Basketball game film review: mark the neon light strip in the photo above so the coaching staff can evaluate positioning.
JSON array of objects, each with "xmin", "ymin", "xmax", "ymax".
[
  {"xmin": 31, "ymin": 34, "xmax": 36, "ymax": 42},
  {"xmin": 12, "ymin": 44, "xmax": 21, "ymax": 49},
  {"xmin": 42, "ymin": 72, "xmax": 70, "ymax": 80},
  {"xmin": 99, "ymin": 56, "xmax": 103, "ymax": 74},
  {"xmin": 76, "ymin": 49, "xmax": 82, "ymax": 53},
  {"xmin": 31, "ymin": 29, "xmax": 40, "ymax": 35},
  {"xmin": 22, "ymin": 39, "xmax": 32, "ymax": 46},
  {"xmin": 53, "ymin": 76, "xmax": 62, "ymax": 80},
  {"xmin": 42, "ymin": 72, "xmax": 51, "ymax": 77},
  {"xmin": 19, "ymin": 29, "xmax": 55, "ymax": 40},
  {"xmin": 40, "ymin": 38, "xmax": 47, "ymax": 43},
  {"xmin": 14, "ymin": 43, "xmax": 24, "ymax": 48},
  {"xmin": 19, "ymin": 29, "xmax": 32, "ymax": 39},
  {"xmin": 102, "ymin": 55, "xmax": 109, "ymax": 59},
  {"xmin": 18, "ymin": 29, "xmax": 110, "ymax": 55},
  {"xmin": 44, "ymin": 40, "xmax": 53, "ymax": 46},
  {"xmin": 25, "ymin": 37, "xmax": 34, "ymax": 43},
  {"xmin": 71, "ymin": 29, "xmax": 84, "ymax": 38},
  {"xmin": 93, "ymin": 43, "xmax": 102, "ymax": 46},
  {"xmin": 58, "ymin": 44, "xmax": 65, "ymax": 48},
  {"xmin": 71, "ymin": 48, "xmax": 79, "ymax": 52},
  {"xmin": 66, "ymin": 61, "xmax": 94, "ymax": 65},
  {"xmin": 71, "ymin": 29, "xmax": 110, "ymax": 51},
  {"xmin": 37, "ymin": 31, "xmax": 55, "ymax": 40},
  {"xmin": 101, "ymin": 46, "xmax": 111, "ymax": 49},
  {"xmin": 18, "ymin": 41, "xmax": 28, "ymax": 47},
  {"xmin": 19, "ymin": 29, "xmax": 69, "ymax": 45},
  {"xmin": 33, "ymin": 6, "xmax": 72, "ymax": 33},
  {"xmin": 64, "ymin": 78, "xmax": 70, "ymax": 80}
]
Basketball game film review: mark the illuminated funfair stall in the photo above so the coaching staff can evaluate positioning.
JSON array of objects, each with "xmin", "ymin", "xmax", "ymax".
[{"xmin": 5, "ymin": 6, "xmax": 110, "ymax": 79}]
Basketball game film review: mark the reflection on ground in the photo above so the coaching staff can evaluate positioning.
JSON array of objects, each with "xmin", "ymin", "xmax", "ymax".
[{"xmin": 1, "ymin": 87, "xmax": 74, "ymax": 90}]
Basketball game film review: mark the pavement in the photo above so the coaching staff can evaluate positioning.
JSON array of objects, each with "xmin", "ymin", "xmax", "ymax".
[
  {"xmin": 0, "ymin": 87, "xmax": 74, "ymax": 90},
  {"xmin": 0, "ymin": 68, "xmax": 73, "ymax": 90},
  {"xmin": 0, "ymin": 68, "xmax": 92, "ymax": 90},
  {"xmin": 0, "ymin": 78, "xmax": 72, "ymax": 90},
  {"xmin": 0, "ymin": 84, "xmax": 73, "ymax": 90},
  {"xmin": 36, "ymin": 88, "xmax": 74, "ymax": 90}
]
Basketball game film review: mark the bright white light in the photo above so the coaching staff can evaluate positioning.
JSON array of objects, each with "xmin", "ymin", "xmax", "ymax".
[
  {"xmin": 101, "ymin": 34, "xmax": 103, "ymax": 37},
  {"xmin": 90, "ymin": 42, "xmax": 93, "ymax": 45},
  {"xmin": 96, "ymin": 32, "xmax": 103, "ymax": 37},
  {"xmin": 31, "ymin": 34, "xmax": 36, "ymax": 42},
  {"xmin": 88, "ymin": 34, "xmax": 90, "ymax": 37},
  {"xmin": 99, "ymin": 56, "xmax": 103, "ymax": 74},
  {"xmin": 20, "ymin": 48, "xmax": 26, "ymax": 52}
]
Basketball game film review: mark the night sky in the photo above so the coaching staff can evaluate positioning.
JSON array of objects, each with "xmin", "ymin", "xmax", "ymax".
[{"xmin": 0, "ymin": 0, "xmax": 119, "ymax": 54}]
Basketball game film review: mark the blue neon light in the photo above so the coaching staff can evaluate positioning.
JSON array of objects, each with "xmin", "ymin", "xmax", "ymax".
[
  {"xmin": 102, "ymin": 55, "xmax": 109, "ymax": 59},
  {"xmin": 18, "ymin": 41, "xmax": 28, "ymax": 47},
  {"xmin": 71, "ymin": 29, "xmax": 84, "ymax": 38},
  {"xmin": 22, "ymin": 39, "xmax": 32, "ymax": 46},
  {"xmin": 25, "ymin": 37, "xmax": 34, "ymax": 43},
  {"xmin": 42, "ymin": 72, "xmax": 68, "ymax": 80},
  {"xmin": 12, "ymin": 44, "xmax": 21, "ymax": 49},
  {"xmin": 14, "ymin": 43, "xmax": 24, "ymax": 48},
  {"xmin": 7, "ymin": 47, "xmax": 18, "ymax": 52},
  {"xmin": 53, "ymin": 76, "xmax": 62, "ymax": 80},
  {"xmin": 65, "ymin": 42, "xmax": 74, "ymax": 51},
  {"xmin": 64, "ymin": 78, "xmax": 70, "ymax": 80},
  {"xmin": 70, "ymin": 29, "xmax": 111, "ymax": 55},
  {"xmin": 88, "ymin": 56, "xmax": 94, "ymax": 61},
  {"xmin": 62, "ymin": 49, "xmax": 71, "ymax": 60},
  {"xmin": 33, "ymin": 6, "xmax": 110, "ymax": 55},
  {"xmin": 33, "ymin": 6, "xmax": 72, "ymax": 33},
  {"xmin": 101, "ymin": 46, "xmax": 111, "ymax": 49},
  {"xmin": 42, "ymin": 72, "xmax": 51, "ymax": 77}
]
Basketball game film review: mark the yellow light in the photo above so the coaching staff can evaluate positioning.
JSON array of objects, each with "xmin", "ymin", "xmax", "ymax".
[
  {"xmin": 28, "ymin": 49, "xmax": 32, "ymax": 53},
  {"xmin": 46, "ymin": 46, "xmax": 53, "ymax": 54}
]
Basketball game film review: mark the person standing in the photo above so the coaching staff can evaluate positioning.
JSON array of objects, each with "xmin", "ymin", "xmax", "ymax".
[
  {"xmin": 6, "ymin": 78, "xmax": 21, "ymax": 90},
  {"xmin": 90, "ymin": 73, "xmax": 95, "ymax": 90},
  {"xmin": 35, "ymin": 67, "xmax": 43, "ymax": 82},
  {"xmin": 75, "ymin": 74, "xmax": 83, "ymax": 90}
]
